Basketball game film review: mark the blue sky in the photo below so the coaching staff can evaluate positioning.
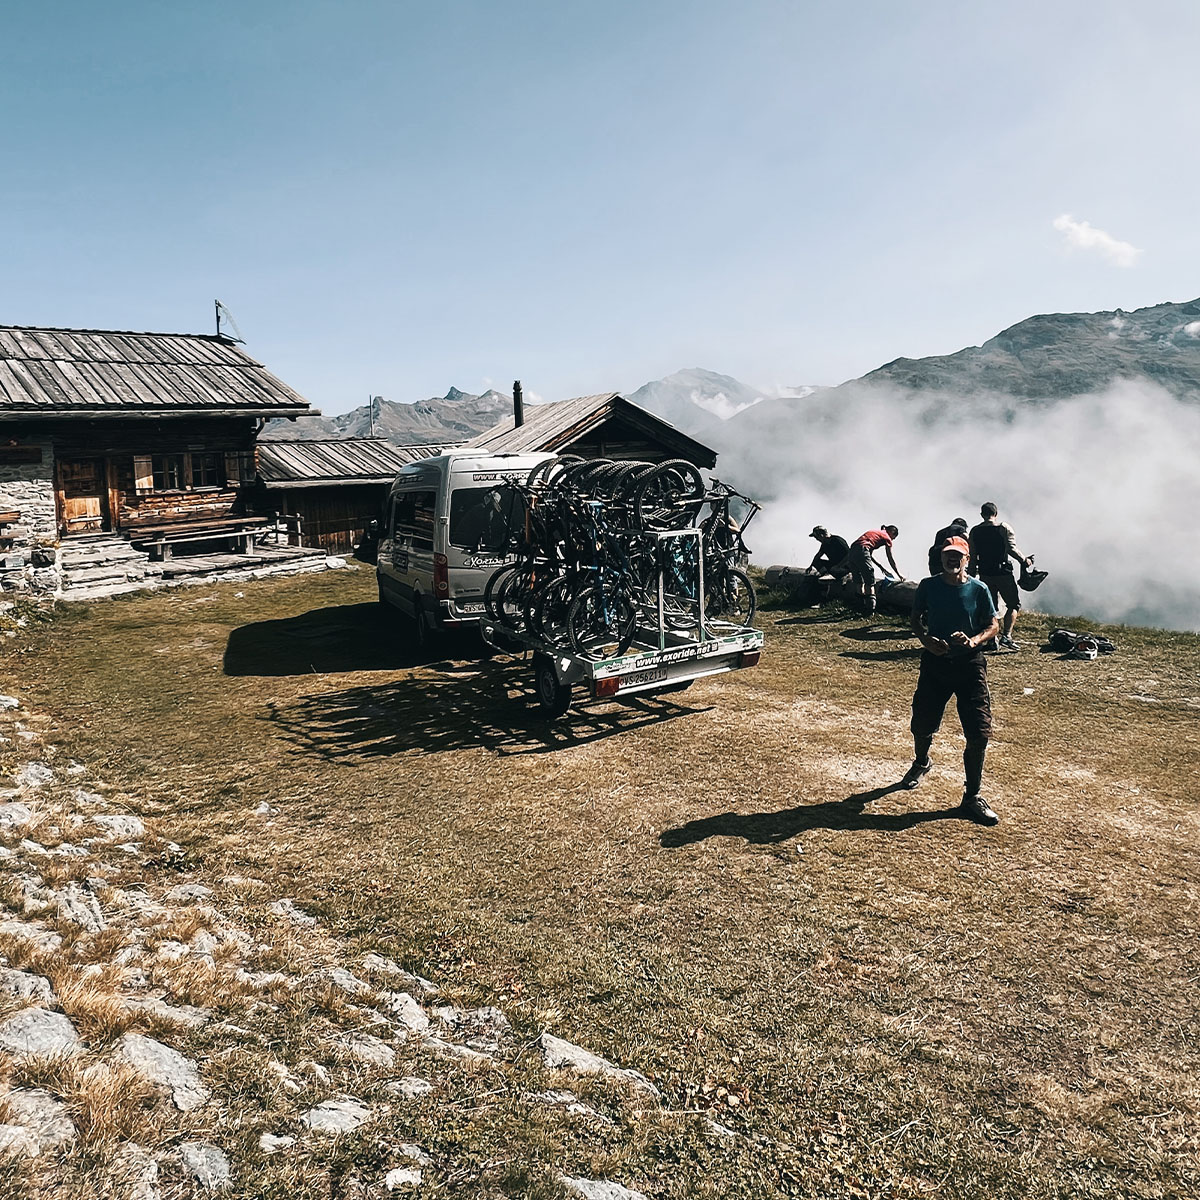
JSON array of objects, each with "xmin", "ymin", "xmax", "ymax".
[{"xmin": 4, "ymin": 1, "xmax": 1198, "ymax": 414}]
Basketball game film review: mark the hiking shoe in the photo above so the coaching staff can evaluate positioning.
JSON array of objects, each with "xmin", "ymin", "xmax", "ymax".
[
  {"xmin": 981, "ymin": 637, "xmax": 998, "ymax": 653},
  {"xmin": 960, "ymin": 793, "xmax": 999, "ymax": 826},
  {"xmin": 900, "ymin": 758, "xmax": 931, "ymax": 789},
  {"xmin": 999, "ymin": 634, "xmax": 1020, "ymax": 650}
]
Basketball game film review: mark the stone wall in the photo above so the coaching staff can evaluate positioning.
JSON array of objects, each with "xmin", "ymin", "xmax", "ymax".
[{"xmin": 0, "ymin": 446, "xmax": 60, "ymax": 594}]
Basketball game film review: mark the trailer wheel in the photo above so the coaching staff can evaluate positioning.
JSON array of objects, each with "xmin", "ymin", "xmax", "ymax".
[{"xmin": 533, "ymin": 653, "xmax": 572, "ymax": 718}]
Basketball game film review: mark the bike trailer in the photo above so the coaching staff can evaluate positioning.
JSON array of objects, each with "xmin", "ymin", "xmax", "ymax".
[{"xmin": 481, "ymin": 619, "xmax": 763, "ymax": 718}]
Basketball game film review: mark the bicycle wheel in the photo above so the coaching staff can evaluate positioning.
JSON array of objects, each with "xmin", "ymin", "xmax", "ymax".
[
  {"xmin": 567, "ymin": 582, "xmax": 637, "ymax": 662},
  {"xmin": 705, "ymin": 567, "xmax": 756, "ymax": 628},
  {"xmin": 632, "ymin": 460, "xmax": 706, "ymax": 530},
  {"xmin": 527, "ymin": 455, "xmax": 583, "ymax": 490},
  {"xmin": 526, "ymin": 574, "xmax": 575, "ymax": 647},
  {"xmin": 483, "ymin": 564, "xmax": 518, "ymax": 623}
]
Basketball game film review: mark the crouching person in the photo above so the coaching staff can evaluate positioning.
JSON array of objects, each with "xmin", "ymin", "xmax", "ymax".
[{"xmin": 901, "ymin": 536, "xmax": 1002, "ymax": 825}]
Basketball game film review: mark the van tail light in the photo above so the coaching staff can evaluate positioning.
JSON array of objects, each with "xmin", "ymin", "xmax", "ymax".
[
  {"xmin": 434, "ymin": 554, "xmax": 449, "ymax": 596},
  {"xmin": 740, "ymin": 650, "xmax": 760, "ymax": 667},
  {"xmin": 595, "ymin": 677, "xmax": 620, "ymax": 699}
]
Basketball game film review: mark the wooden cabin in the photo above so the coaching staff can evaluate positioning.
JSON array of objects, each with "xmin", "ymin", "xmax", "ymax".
[
  {"xmin": 0, "ymin": 326, "xmax": 315, "ymax": 555},
  {"xmin": 468, "ymin": 391, "xmax": 717, "ymax": 468},
  {"xmin": 256, "ymin": 438, "xmax": 451, "ymax": 555}
]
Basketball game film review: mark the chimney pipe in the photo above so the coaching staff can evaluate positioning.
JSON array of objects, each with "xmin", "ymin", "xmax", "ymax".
[{"xmin": 513, "ymin": 379, "xmax": 524, "ymax": 428}]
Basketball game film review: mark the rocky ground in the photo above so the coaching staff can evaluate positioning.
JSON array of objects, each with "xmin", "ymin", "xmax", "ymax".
[{"xmin": 0, "ymin": 690, "xmax": 712, "ymax": 1199}]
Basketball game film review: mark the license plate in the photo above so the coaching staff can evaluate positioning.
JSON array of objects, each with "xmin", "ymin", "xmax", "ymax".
[
  {"xmin": 622, "ymin": 668, "xmax": 668, "ymax": 689},
  {"xmin": 457, "ymin": 601, "xmax": 484, "ymax": 614}
]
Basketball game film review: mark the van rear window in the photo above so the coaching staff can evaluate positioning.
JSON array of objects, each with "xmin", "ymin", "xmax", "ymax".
[{"xmin": 449, "ymin": 485, "xmax": 524, "ymax": 551}]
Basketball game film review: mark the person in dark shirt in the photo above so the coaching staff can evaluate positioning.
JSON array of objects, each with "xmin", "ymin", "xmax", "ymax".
[
  {"xmin": 901, "ymin": 536, "xmax": 1001, "ymax": 825},
  {"xmin": 968, "ymin": 501, "xmax": 1033, "ymax": 651},
  {"xmin": 808, "ymin": 526, "xmax": 850, "ymax": 576},
  {"xmin": 926, "ymin": 517, "xmax": 969, "ymax": 576}
]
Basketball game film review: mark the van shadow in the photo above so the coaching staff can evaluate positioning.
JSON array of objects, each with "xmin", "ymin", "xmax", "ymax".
[
  {"xmin": 224, "ymin": 604, "xmax": 453, "ymax": 676},
  {"xmin": 660, "ymin": 786, "xmax": 966, "ymax": 847},
  {"xmin": 264, "ymin": 660, "xmax": 706, "ymax": 759}
]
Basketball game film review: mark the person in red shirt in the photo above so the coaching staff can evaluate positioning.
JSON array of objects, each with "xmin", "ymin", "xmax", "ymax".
[{"xmin": 847, "ymin": 524, "xmax": 904, "ymax": 615}]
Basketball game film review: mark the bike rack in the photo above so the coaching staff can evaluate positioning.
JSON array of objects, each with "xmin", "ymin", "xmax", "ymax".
[{"xmin": 654, "ymin": 528, "xmax": 708, "ymax": 650}]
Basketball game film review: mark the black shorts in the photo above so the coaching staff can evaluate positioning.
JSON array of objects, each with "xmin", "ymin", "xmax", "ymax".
[
  {"xmin": 979, "ymin": 570, "xmax": 1021, "ymax": 613},
  {"xmin": 910, "ymin": 650, "xmax": 992, "ymax": 742}
]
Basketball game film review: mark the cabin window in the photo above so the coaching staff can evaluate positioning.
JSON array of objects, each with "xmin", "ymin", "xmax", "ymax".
[
  {"xmin": 191, "ymin": 452, "xmax": 226, "ymax": 488},
  {"xmin": 151, "ymin": 455, "xmax": 186, "ymax": 491}
]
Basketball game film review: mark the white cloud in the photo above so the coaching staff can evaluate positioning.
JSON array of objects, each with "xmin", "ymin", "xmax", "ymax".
[{"xmin": 1053, "ymin": 214, "xmax": 1141, "ymax": 268}]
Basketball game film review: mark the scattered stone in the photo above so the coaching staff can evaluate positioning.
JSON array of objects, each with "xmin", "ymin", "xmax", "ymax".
[
  {"xmin": 51, "ymin": 842, "xmax": 89, "ymax": 857},
  {"xmin": 0, "ymin": 1008, "xmax": 82, "ymax": 1057},
  {"xmin": 0, "ymin": 802, "xmax": 33, "ymax": 830},
  {"xmin": 336, "ymin": 1031, "xmax": 397, "ymax": 1068},
  {"xmin": 706, "ymin": 1118, "xmax": 737, "ymax": 1139},
  {"xmin": 253, "ymin": 801, "xmax": 279, "ymax": 816},
  {"xmin": 56, "ymin": 882, "xmax": 107, "ymax": 932},
  {"xmin": 85, "ymin": 875, "xmax": 108, "ymax": 891},
  {"xmin": 362, "ymin": 954, "xmax": 438, "ymax": 996},
  {"xmin": 116, "ymin": 843, "xmax": 140, "ymax": 855},
  {"xmin": 93, "ymin": 813, "xmax": 145, "ymax": 840},
  {"xmin": 421, "ymin": 1035, "xmax": 492, "ymax": 1064},
  {"xmin": 113, "ymin": 1033, "xmax": 210, "ymax": 1111},
  {"xmin": 14, "ymin": 762, "xmax": 52, "ymax": 790},
  {"xmin": 436, "ymin": 1004, "xmax": 511, "ymax": 1049},
  {"xmin": 66, "ymin": 761, "xmax": 87, "ymax": 776},
  {"xmin": 155, "ymin": 940, "xmax": 189, "ymax": 962},
  {"xmin": 234, "ymin": 967, "xmax": 290, "ymax": 990},
  {"xmin": 122, "ymin": 997, "xmax": 211, "ymax": 1029},
  {"xmin": 537, "ymin": 1033, "xmax": 660, "ymax": 1098},
  {"xmin": 179, "ymin": 1141, "xmax": 231, "ymax": 1191},
  {"xmin": 270, "ymin": 898, "xmax": 317, "ymax": 926},
  {"xmin": 72, "ymin": 788, "xmax": 105, "ymax": 805},
  {"xmin": 398, "ymin": 1142, "xmax": 432, "ymax": 1167},
  {"xmin": 18, "ymin": 839, "xmax": 48, "ymax": 857},
  {"xmin": 165, "ymin": 883, "xmax": 213, "ymax": 903},
  {"xmin": 258, "ymin": 1132, "xmax": 296, "ymax": 1153},
  {"xmin": 109, "ymin": 1143, "xmax": 158, "ymax": 1200},
  {"xmin": 298, "ymin": 1060, "xmax": 331, "ymax": 1085},
  {"xmin": 0, "ymin": 968, "xmax": 56, "ymax": 1006},
  {"xmin": 300, "ymin": 1094, "xmax": 372, "ymax": 1134},
  {"xmin": 0, "ymin": 695, "xmax": 19, "ymax": 711},
  {"xmin": 302, "ymin": 965, "xmax": 372, "ymax": 998},
  {"xmin": 0, "ymin": 1123, "xmax": 39, "ymax": 1157},
  {"xmin": 0, "ymin": 919, "xmax": 62, "ymax": 953},
  {"xmin": 2, "ymin": 1088, "xmax": 77, "ymax": 1151},
  {"xmin": 532, "ymin": 1089, "xmax": 614, "ymax": 1125},
  {"xmin": 384, "ymin": 1167, "xmax": 422, "ymax": 1190},
  {"xmin": 382, "ymin": 991, "xmax": 429, "ymax": 1032},
  {"xmin": 560, "ymin": 1178, "xmax": 649, "ymax": 1200},
  {"xmin": 382, "ymin": 1076, "xmax": 432, "ymax": 1100}
]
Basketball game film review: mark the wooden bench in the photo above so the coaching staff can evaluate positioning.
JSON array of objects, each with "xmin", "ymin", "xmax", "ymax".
[{"xmin": 128, "ymin": 516, "xmax": 271, "ymax": 561}]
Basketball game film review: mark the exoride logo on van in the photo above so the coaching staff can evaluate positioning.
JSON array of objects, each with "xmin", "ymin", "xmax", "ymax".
[{"xmin": 470, "ymin": 472, "xmax": 522, "ymax": 482}]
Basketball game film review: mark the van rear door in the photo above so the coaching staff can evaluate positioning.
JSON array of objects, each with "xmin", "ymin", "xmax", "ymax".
[{"xmin": 444, "ymin": 474, "xmax": 528, "ymax": 611}]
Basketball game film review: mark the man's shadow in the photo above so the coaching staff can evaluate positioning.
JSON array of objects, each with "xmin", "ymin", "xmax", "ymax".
[{"xmin": 660, "ymin": 785, "xmax": 967, "ymax": 847}]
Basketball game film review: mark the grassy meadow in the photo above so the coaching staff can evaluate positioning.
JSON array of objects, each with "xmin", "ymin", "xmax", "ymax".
[{"xmin": 1, "ymin": 564, "xmax": 1197, "ymax": 1199}]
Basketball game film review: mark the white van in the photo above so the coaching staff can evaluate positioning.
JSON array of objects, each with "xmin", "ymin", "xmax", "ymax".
[{"xmin": 376, "ymin": 449, "xmax": 554, "ymax": 641}]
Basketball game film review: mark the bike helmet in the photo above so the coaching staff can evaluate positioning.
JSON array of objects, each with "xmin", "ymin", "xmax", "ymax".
[{"xmin": 1071, "ymin": 636, "xmax": 1099, "ymax": 661}]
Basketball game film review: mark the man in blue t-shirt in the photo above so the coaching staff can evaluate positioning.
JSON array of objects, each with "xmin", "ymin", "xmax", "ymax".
[{"xmin": 901, "ymin": 536, "xmax": 1002, "ymax": 825}]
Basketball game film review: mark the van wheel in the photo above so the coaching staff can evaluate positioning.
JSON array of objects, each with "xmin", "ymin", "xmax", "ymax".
[
  {"xmin": 413, "ymin": 607, "xmax": 432, "ymax": 651},
  {"xmin": 533, "ymin": 653, "xmax": 571, "ymax": 718}
]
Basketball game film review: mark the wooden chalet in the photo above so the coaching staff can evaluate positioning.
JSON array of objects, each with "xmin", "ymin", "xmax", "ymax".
[
  {"xmin": 468, "ymin": 391, "xmax": 717, "ymax": 468},
  {"xmin": 256, "ymin": 438, "xmax": 452, "ymax": 555},
  {"xmin": 0, "ymin": 326, "xmax": 315, "ymax": 553}
]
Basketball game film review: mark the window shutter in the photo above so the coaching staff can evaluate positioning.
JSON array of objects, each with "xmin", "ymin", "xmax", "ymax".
[{"xmin": 133, "ymin": 456, "xmax": 153, "ymax": 491}]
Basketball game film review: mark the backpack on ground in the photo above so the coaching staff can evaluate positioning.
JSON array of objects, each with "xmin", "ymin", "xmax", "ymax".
[{"xmin": 1048, "ymin": 628, "xmax": 1115, "ymax": 657}]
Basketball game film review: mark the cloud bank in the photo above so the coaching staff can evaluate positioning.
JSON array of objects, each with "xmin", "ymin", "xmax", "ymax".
[
  {"xmin": 1053, "ymin": 214, "xmax": 1141, "ymax": 268},
  {"xmin": 723, "ymin": 380, "xmax": 1200, "ymax": 632}
]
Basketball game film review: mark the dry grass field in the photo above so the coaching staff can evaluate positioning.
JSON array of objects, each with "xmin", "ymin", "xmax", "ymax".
[{"xmin": 2, "ymin": 565, "xmax": 1198, "ymax": 1198}]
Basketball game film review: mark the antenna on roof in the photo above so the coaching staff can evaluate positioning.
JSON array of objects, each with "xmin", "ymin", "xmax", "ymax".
[{"xmin": 214, "ymin": 300, "xmax": 245, "ymax": 343}]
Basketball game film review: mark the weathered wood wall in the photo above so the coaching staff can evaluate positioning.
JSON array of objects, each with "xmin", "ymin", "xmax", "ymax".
[{"xmin": 270, "ymin": 484, "xmax": 387, "ymax": 555}]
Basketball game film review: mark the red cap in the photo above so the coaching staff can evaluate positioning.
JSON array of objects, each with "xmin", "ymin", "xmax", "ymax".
[{"xmin": 941, "ymin": 536, "xmax": 969, "ymax": 556}]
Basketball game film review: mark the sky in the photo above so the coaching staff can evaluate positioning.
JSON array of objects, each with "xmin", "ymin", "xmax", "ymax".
[{"xmin": 4, "ymin": 1, "xmax": 1200, "ymax": 416}]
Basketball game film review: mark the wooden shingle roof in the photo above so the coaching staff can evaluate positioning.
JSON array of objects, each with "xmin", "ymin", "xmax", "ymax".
[
  {"xmin": 257, "ymin": 438, "xmax": 450, "ymax": 487},
  {"xmin": 469, "ymin": 392, "xmax": 717, "ymax": 468},
  {"xmin": 0, "ymin": 326, "xmax": 315, "ymax": 419}
]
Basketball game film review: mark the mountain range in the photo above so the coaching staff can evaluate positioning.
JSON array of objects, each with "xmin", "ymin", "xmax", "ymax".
[{"xmin": 264, "ymin": 296, "xmax": 1200, "ymax": 452}]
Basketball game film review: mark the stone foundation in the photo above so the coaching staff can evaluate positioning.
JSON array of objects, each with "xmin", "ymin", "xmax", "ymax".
[{"xmin": 0, "ymin": 445, "xmax": 58, "ymax": 594}]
